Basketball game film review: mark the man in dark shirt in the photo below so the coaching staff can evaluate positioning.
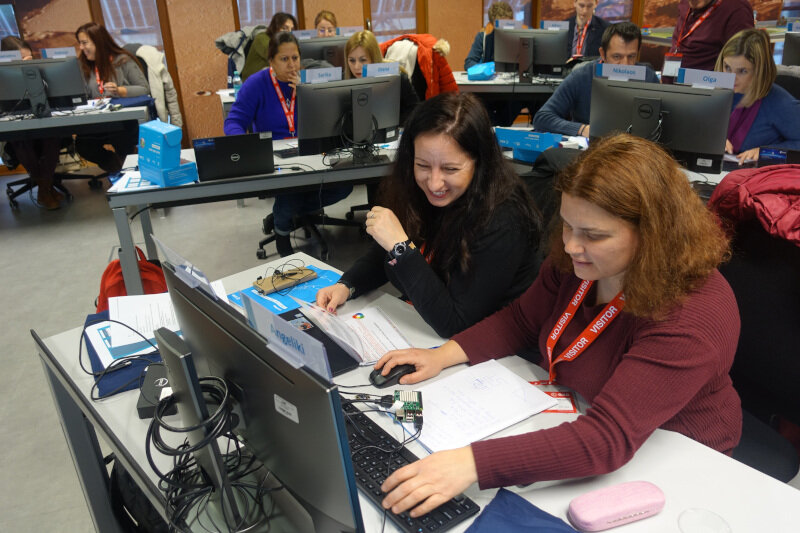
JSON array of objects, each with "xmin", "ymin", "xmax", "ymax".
[
  {"xmin": 566, "ymin": 0, "xmax": 610, "ymax": 58},
  {"xmin": 669, "ymin": 0, "xmax": 754, "ymax": 71}
]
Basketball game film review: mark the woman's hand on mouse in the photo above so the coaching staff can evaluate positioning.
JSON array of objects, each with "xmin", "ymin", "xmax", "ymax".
[{"xmin": 375, "ymin": 341, "xmax": 470, "ymax": 384}]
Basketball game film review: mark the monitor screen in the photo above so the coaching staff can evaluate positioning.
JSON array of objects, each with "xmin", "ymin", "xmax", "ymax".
[
  {"xmin": 0, "ymin": 57, "xmax": 87, "ymax": 117},
  {"xmin": 0, "ymin": 3, "xmax": 20, "ymax": 40},
  {"xmin": 296, "ymin": 75, "xmax": 400, "ymax": 162},
  {"xmin": 493, "ymin": 28, "xmax": 570, "ymax": 76},
  {"xmin": 298, "ymin": 35, "xmax": 349, "ymax": 68},
  {"xmin": 589, "ymin": 77, "xmax": 733, "ymax": 173},
  {"xmin": 782, "ymin": 32, "xmax": 800, "ymax": 66},
  {"xmin": 162, "ymin": 263, "xmax": 364, "ymax": 533}
]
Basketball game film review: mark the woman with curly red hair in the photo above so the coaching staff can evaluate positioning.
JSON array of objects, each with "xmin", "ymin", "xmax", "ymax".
[{"xmin": 375, "ymin": 133, "xmax": 742, "ymax": 518}]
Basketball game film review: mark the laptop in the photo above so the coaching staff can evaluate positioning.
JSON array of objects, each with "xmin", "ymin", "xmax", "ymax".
[{"xmin": 192, "ymin": 132, "xmax": 274, "ymax": 181}]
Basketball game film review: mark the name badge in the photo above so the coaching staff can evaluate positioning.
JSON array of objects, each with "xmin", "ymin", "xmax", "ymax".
[
  {"xmin": 677, "ymin": 68, "xmax": 734, "ymax": 89},
  {"xmin": 292, "ymin": 29, "xmax": 317, "ymax": 40},
  {"xmin": 300, "ymin": 66, "xmax": 342, "ymax": 84},
  {"xmin": 662, "ymin": 54, "xmax": 682, "ymax": 77},
  {"xmin": 0, "ymin": 50, "xmax": 22, "ymax": 62},
  {"xmin": 42, "ymin": 47, "xmax": 77, "ymax": 59},
  {"xmin": 595, "ymin": 63, "xmax": 647, "ymax": 81},
  {"xmin": 496, "ymin": 20, "xmax": 521, "ymax": 29},
  {"xmin": 363, "ymin": 62, "xmax": 399, "ymax": 78},
  {"xmin": 337, "ymin": 26, "xmax": 363, "ymax": 37},
  {"xmin": 540, "ymin": 20, "xmax": 570, "ymax": 30}
]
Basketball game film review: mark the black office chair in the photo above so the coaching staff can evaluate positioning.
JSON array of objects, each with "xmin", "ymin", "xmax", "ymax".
[
  {"xmin": 257, "ymin": 210, "xmax": 364, "ymax": 261},
  {"xmin": 775, "ymin": 65, "xmax": 800, "ymax": 100},
  {"xmin": 720, "ymin": 219, "xmax": 800, "ymax": 482}
]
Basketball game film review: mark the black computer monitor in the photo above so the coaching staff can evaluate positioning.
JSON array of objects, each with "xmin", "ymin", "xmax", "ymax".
[
  {"xmin": 782, "ymin": 32, "xmax": 800, "ymax": 66},
  {"xmin": 0, "ymin": 57, "xmax": 87, "ymax": 117},
  {"xmin": 162, "ymin": 263, "xmax": 365, "ymax": 533},
  {"xmin": 296, "ymin": 75, "xmax": 400, "ymax": 166},
  {"xmin": 298, "ymin": 35, "xmax": 349, "ymax": 68},
  {"xmin": 589, "ymin": 77, "xmax": 734, "ymax": 173},
  {"xmin": 493, "ymin": 28, "xmax": 570, "ymax": 77}
]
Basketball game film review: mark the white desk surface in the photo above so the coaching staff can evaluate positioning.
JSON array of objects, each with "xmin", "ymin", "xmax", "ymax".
[{"xmin": 42, "ymin": 252, "xmax": 800, "ymax": 532}]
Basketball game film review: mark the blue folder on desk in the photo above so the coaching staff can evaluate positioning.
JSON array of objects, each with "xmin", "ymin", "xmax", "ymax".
[{"xmin": 84, "ymin": 311, "xmax": 162, "ymax": 398}]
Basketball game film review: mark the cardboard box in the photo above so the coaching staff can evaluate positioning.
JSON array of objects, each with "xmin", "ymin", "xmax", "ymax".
[
  {"xmin": 139, "ymin": 159, "xmax": 198, "ymax": 187},
  {"xmin": 494, "ymin": 128, "xmax": 563, "ymax": 163},
  {"xmin": 138, "ymin": 120, "xmax": 181, "ymax": 169}
]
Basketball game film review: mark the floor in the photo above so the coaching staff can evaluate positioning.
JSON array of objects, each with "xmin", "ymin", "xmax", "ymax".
[{"xmin": 1, "ymin": 172, "xmax": 798, "ymax": 532}]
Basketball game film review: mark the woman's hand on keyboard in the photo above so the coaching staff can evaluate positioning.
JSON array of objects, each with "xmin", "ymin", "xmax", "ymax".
[{"xmin": 380, "ymin": 446, "xmax": 478, "ymax": 517}]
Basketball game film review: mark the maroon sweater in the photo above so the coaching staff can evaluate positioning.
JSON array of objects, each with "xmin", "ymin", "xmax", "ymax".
[
  {"xmin": 453, "ymin": 258, "xmax": 742, "ymax": 489},
  {"xmin": 670, "ymin": 0, "xmax": 754, "ymax": 71}
]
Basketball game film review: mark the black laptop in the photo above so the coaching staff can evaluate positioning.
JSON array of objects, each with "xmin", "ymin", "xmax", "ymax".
[{"xmin": 192, "ymin": 132, "xmax": 274, "ymax": 181}]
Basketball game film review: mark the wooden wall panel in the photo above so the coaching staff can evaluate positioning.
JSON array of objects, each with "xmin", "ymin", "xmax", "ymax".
[
  {"xmin": 428, "ymin": 0, "xmax": 483, "ymax": 73},
  {"xmin": 17, "ymin": 0, "xmax": 91, "ymax": 52},
  {"xmin": 302, "ymin": 0, "xmax": 364, "ymax": 29}
]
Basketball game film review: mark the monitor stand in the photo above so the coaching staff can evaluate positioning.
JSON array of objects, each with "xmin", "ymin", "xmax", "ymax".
[
  {"xmin": 518, "ymin": 37, "xmax": 535, "ymax": 84},
  {"xmin": 329, "ymin": 148, "xmax": 390, "ymax": 169},
  {"xmin": 331, "ymin": 86, "xmax": 391, "ymax": 168},
  {"xmin": 21, "ymin": 65, "xmax": 51, "ymax": 118}
]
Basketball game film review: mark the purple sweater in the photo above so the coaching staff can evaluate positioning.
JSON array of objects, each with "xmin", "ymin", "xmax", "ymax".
[
  {"xmin": 452, "ymin": 258, "xmax": 742, "ymax": 489},
  {"xmin": 224, "ymin": 68, "xmax": 296, "ymax": 139}
]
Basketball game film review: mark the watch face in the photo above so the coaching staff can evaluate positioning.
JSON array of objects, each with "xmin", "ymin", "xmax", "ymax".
[{"xmin": 393, "ymin": 242, "xmax": 406, "ymax": 256}]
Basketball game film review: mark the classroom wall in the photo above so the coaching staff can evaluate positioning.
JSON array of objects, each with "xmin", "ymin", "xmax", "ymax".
[
  {"xmin": 428, "ymin": 0, "xmax": 483, "ymax": 73},
  {"xmin": 17, "ymin": 0, "xmax": 90, "ymax": 52},
  {"xmin": 302, "ymin": 0, "xmax": 364, "ymax": 29}
]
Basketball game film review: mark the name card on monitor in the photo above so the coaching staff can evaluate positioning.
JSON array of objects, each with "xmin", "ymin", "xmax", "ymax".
[
  {"xmin": 0, "ymin": 50, "xmax": 22, "ymax": 62},
  {"xmin": 300, "ymin": 66, "xmax": 342, "ymax": 84},
  {"xmin": 292, "ymin": 29, "xmax": 317, "ymax": 40},
  {"xmin": 540, "ymin": 20, "xmax": 570, "ymax": 30},
  {"xmin": 41, "ymin": 47, "xmax": 77, "ymax": 58},
  {"xmin": 337, "ymin": 26, "xmax": 363, "ymax": 37},
  {"xmin": 595, "ymin": 63, "xmax": 647, "ymax": 81},
  {"xmin": 363, "ymin": 61, "xmax": 399, "ymax": 78},
  {"xmin": 677, "ymin": 68, "xmax": 735, "ymax": 89},
  {"xmin": 496, "ymin": 20, "xmax": 522, "ymax": 29}
]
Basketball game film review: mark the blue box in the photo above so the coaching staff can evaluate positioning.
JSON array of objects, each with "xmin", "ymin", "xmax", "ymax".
[
  {"xmin": 494, "ymin": 128, "xmax": 563, "ymax": 163},
  {"xmin": 139, "ymin": 160, "xmax": 198, "ymax": 187},
  {"xmin": 138, "ymin": 120, "xmax": 181, "ymax": 169}
]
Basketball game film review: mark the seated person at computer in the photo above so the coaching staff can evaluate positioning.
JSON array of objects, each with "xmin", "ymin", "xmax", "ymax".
[
  {"xmin": 375, "ymin": 133, "xmax": 741, "ymax": 517},
  {"xmin": 345, "ymin": 30, "xmax": 419, "ymax": 124},
  {"xmin": 464, "ymin": 2, "xmax": 514, "ymax": 69},
  {"xmin": 315, "ymin": 9, "xmax": 337, "ymax": 37},
  {"xmin": 241, "ymin": 12, "xmax": 298, "ymax": 80},
  {"xmin": 533, "ymin": 22, "xmax": 659, "ymax": 137},
  {"xmin": 225, "ymin": 32, "xmax": 351, "ymax": 257},
  {"xmin": 1, "ymin": 36, "xmax": 62, "ymax": 210},
  {"xmin": 715, "ymin": 29, "xmax": 800, "ymax": 164},
  {"xmin": 315, "ymin": 93, "xmax": 541, "ymax": 338},
  {"xmin": 567, "ymin": 0, "xmax": 610, "ymax": 58},
  {"xmin": 74, "ymin": 23, "xmax": 149, "ymax": 173}
]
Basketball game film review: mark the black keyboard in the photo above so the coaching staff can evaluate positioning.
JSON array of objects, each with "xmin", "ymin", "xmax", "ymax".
[
  {"xmin": 274, "ymin": 147, "xmax": 299, "ymax": 159},
  {"xmin": 341, "ymin": 400, "xmax": 480, "ymax": 532}
]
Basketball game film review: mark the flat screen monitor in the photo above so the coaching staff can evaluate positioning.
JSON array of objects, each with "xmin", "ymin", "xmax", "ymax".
[
  {"xmin": 782, "ymin": 32, "xmax": 800, "ymax": 66},
  {"xmin": 162, "ymin": 263, "xmax": 364, "ymax": 533},
  {"xmin": 298, "ymin": 35, "xmax": 349, "ymax": 68},
  {"xmin": 493, "ymin": 28, "xmax": 570, "ymax": 76},
  {"xmin": 296, "ymin": 75, "xmax": 400, "ymax": 165},
  {"xmin": 0, "ymin": 57, "xmax": 87, "ymax": 117},
  {"xmin": 589, "ymin": 77, "xmax": 734, "ymax": 173}
]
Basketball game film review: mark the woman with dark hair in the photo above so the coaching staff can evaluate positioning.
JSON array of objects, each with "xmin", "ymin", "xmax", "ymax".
[
  {"xmin": 0, "ymin": 35, "xmax": 33, "ymax": 59},
  {"xmin": 225, "ymin": 32, "xmax": 351, "ymax": 256},
  {"xmin": 74, "ymin": 22, "xmax": 149, "ymax": 173},
  {"xmin": 241, "ymin": 12, "xmax": 299, "ymax": 80},
  {"xmin": 375, "ymin": 134, "xmax": 741, "ymax": 519},
  {"xmin": 316, "ymin": 92, "xmax": 541, "ymax": 338}
]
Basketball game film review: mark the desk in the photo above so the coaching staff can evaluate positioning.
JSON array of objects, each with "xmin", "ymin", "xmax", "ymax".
[
  {"xmin": 108, "ymin": 140, "xmax": 393, "ymax": 295},
  {"xmin": 454, "ymin": 71, "xmax": 562, "ymax": 95},
  {"xmin": 643, "ymin": 24, "xmax": 788, "ymax": 47},
  {"xmin": 0, "ymin": 107, "xmax": 150, "ymax": 142},
  {"xmin": 35, "ymin": 252, "xmax": 800, "ymax": 532},
  {"xmin": 217, "ymin": 89, "xmax": 234, "ymax": 120}
]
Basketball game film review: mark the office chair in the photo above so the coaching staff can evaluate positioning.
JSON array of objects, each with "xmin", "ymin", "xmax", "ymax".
[
  {"xmin": 720, "ymin": 219, "xmax": 800, "ymax": 482},
  {"xmin": 257, "ymin": 210, "xmax": 364, "ymax": 261},
  {"xmin": 775, "ymin": 65, "xmax": 800, "ymax": 101}
]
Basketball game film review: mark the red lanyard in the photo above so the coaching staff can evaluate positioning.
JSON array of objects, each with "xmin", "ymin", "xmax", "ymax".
[
  {"xmin": 574, "ymin": 21, "xmax": 590, "ymax": 57},
  {"xmin": 94, "ymin": 66, "xmax": 104, "ymax": 96},
  {"xmin": 269, "ymin": 68, "xmax": 296, "ymax": 137},
  {"xmin": 674, "ymin": 0, "xmax": 722, "ymax": 53},
  {"xmin": 545, "ymin": 280, "xmax": 625, "ymax": 383}
]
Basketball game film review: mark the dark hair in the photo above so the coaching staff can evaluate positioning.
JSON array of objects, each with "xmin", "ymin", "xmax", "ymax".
[
  {"xmin": 75, "ymin": 22, "xmax": 140, "ymax": 82},
  {"xmin": 379, "ymin": 92, "xmax": 541, "ymax": 281},
  {"xmin": 267, "ymin": 31, "xmax": 300, "ymax": 61},
  {"xmin": 600, "ymin": 22, "xmax": 642, "ymax": 52},
  {"xmin": 551, "ymin": 134, "xmax": 729, "ymax": 318},
  {"xmin": 267, "ymin": 12, "xmax": 299, "ymax": 38},
  {"xmin": 1, "ymin": 35, "xmax": 32, "ymax": 53}
]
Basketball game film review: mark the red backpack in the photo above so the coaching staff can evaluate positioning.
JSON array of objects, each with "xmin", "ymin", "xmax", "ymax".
[{"xmin": 96, "ymin": 246, "xmax": 168, "ymax": 313}]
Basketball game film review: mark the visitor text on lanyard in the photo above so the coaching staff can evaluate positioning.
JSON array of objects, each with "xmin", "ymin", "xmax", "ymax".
[{"xmin": 270, "ymin": 68, "xmax": 296, "ymax": 137}]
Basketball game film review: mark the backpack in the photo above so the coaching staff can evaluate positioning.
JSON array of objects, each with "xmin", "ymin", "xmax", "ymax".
[{"xmin": 96, "ymin": 246, "xmax": 167, "ymax": 313}]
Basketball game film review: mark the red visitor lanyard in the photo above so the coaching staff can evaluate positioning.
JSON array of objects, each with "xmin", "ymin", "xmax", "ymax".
[
  {"xmin": 574, "ymin": 21, "xmax": 590, "ymax": 57},
  {"xmin": 544, "ymin": 280, "xmax": 625, "ymax": 383},
  {"xmin": 269, "ymin": 68, "xmax": 296, "ymax": 137},
  {"xmin": 94, "ymin": 66, "xmax": 104, "ymax": 96},
  {"xmin": 674, "ymin": 0, "xmax": 722, "ymax": 53}
]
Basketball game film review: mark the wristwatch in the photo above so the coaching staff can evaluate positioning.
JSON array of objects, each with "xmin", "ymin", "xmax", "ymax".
[
  {"xmin": 338, "ymin": 279, "xmax": 356, "ymax": 300},
  {"xmin": 389, "ymin": 239, "xmax": 415, "ymax": 262}
]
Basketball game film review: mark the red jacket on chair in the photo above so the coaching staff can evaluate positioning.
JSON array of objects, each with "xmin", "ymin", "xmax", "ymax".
[
  {"xmin": 708, "ymin": 164, "xmax": 800, "ymax": 247},
  {"xmin": 380, "ymin": 34, "xmax": 458, "ymax": 99}
]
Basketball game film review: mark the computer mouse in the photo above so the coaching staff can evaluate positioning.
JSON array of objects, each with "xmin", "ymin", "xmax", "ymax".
[{"xmin": 369, "ymin": 364, "xmax": 416, "ymax": 389}]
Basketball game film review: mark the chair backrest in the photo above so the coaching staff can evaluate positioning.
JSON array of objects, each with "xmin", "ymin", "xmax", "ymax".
[
  {"xmin": 775, "ymin": 65, "xmax": 800, "ymax": 100},
  {"xmin": 718, "ymin": 219, "xmax": 800, "ymax": 426}
]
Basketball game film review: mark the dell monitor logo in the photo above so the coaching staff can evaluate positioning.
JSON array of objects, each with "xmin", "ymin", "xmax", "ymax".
[{"xmin": 230, "ymin": 153, "xmax": 240, "ymax": 162}]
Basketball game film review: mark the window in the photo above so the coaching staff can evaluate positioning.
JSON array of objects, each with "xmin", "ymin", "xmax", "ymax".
[
  {"xmin": 237, "ymin": 0, "xmax": 297, "ymax": 28},
  {"xmin": 368, "ymin": 0, "xmax": 417, "ymax": 42},
  {"xmin": 596, "ymin": 0, "xmax": 632, "ymax": 23},
  {"xmin": 0, "ymin": 3, "xmax": 20, "ymax": 39},
  {"xmin": 100, "ymin": 0, "xmax": 163, "ymax": 49}
]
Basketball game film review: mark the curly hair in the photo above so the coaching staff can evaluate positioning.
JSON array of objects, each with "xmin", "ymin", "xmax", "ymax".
[
  {"xmin": 488, "ymin": 2, "xmax": 514, "ymax": 23},
  {"xmin": 550, "ymin": 134, "xmax": 729, "ymax": 318},
  {"xmin": 378, "ymin": 92, "xmax": 541, "ymax": 283}
]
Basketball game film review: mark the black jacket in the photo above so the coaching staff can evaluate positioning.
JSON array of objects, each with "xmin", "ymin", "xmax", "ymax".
[{"xmin": 566, "ymin": 14, "xmax": 610, "ymax": 58}]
